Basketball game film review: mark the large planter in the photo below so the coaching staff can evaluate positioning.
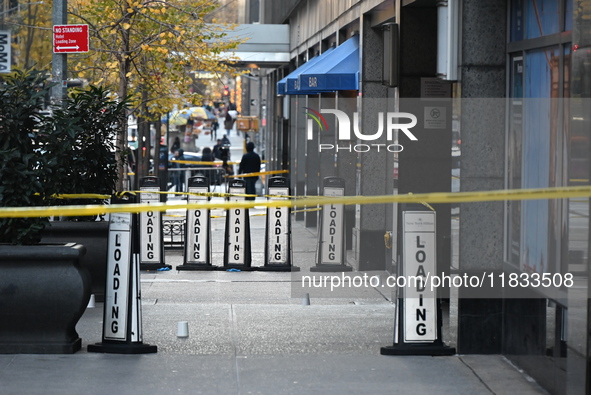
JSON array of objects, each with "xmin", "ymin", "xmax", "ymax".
[
  {"xmin": 41, "ymin": 221, "xmax": 109, "ymax": 301},
  {"xmin": 0, "ymin": 243, "xmax": 91, "ymax": 354}
]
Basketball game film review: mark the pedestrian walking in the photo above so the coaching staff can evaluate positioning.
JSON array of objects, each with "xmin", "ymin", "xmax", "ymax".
[
  {"xmin": 224, "ymin": 112, "xmax": 235, "ymax": 136},
  {"xmin": 171, "ymin": 136, "xmax": 181, "ymax": 154},
  {"xmin": 219, "ymin": 135, "xmax": 233, "ymax": 178},
  {"xmin": 238, "ymin": 142, "xmax": 261, "ymax": 201},
  {"xmin": 171, "ymin": 148, "xmax": 185, "ymax": 193},
  {"xmin": 213, "ymin": 139, "xmax": 223, "ymax": 160},
  {"xmin": 211, "ymin": 118, "xmax": 219, "ymax": 141},
  {"xmin": 200, "ymin": 147, "xmax": 216, "ymax": 185}
]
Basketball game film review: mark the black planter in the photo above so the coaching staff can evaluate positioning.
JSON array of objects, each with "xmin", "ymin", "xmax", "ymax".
[
  {"xmin": 41, "ymin": 221, "xmax": 109, "ymax": 301},
  {"xmin": 0, "ymin": 243, "xmax": 91, "ymax": 354}
]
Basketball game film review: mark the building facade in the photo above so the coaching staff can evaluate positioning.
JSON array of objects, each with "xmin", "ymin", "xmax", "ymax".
[{"xmin": 257, "ymin": 0, "xmax": 591, "ymax": 393}]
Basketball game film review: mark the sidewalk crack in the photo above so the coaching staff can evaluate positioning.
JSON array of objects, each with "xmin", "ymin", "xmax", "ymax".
[
  {"xmin": 458, "ymin": 356, "xmax": 496, "ymax": 395},
  {"xmin": 230, "ymin": 304, "xmax": 242, "ymax": 395}
]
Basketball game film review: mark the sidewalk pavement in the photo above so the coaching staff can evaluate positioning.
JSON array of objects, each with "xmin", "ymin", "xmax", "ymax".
[{"xmin": 0, "ymin": 201, "xmax": 549, "ymax": 395}]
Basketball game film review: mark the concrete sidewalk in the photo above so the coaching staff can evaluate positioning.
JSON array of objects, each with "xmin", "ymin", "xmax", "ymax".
[{"xmin": 0, "ymin": 208, "xmax": 548, "ymax": 395}]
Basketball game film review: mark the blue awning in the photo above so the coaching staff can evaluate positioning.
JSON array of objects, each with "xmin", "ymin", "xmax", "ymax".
[
  {"xmin": 297, "ymin": 35, "xmax": 359, "ymax": 93},
  {"xmin": 277, "ymin": 47, "xmax": 335, "ymax": 95}
]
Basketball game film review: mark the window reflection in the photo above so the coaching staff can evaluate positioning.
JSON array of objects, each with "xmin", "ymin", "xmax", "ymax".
[{"xmin": 526, "ymin": 0, "xmax": 560, "ymax": 39}]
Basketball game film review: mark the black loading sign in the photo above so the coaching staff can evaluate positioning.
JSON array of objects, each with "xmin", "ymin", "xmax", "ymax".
[
  {"xmin": 139, "ymin": 176, "xmax": 168, "ymax": 270},
  {"xmin": 312, "ymin": 177, "xmax": 351, "ymax": 272},
  {"xmin": 224, "ymin": 179, "xmax": 252, "ymax": 268},
  {"xmin": 380, "ymin": 206, "xmax": 454, "ymax": 356},
  {"xmin": 103, "ymin": 211, "xmax": 132, "ymax": 341},
  {"xmin": 402, "ymin": 211, "xmax": 437, "ymax": 342},
  {"xmin": 180, "ymin": 175, "xmax": 214, "ymax": 269},
  {"xmin": 262, "ymin": 176, "xmax": 297, "ymax": 271},
  {"xmin": 88, "ymin": 194, "xmax": 157, "ymax": 354}
]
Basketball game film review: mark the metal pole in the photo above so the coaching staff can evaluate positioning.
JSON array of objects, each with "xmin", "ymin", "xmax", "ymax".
[{"xmin": 51, "ymin": 0, "xmax": 67, "ymax": 103}]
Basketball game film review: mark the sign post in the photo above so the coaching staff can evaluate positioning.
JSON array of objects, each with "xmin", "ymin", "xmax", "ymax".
[
  {"xmin": 311, "ymin": 177, "xmax": 352, "ymax": 272},
  {"xmin": 88, "ymin": 193, "xmax": 157, "ymax": 354},
  {"xmin": 177, "ymin": 175, "xmax": 216, "ymax": 270},
  {"xmin": 381, "ymin": 205, "xmax": 455, "ymax": 355},
  {"xmin": 261, "ymin": 176, "xmax": 299, "ymax": 271},
  {"xmin": 139, "ymin": 176, "xmax": 170, "ymax": 270},
  {"xmin": 224, "ymin": 179, "xmax": 252, "ymax": 269}
]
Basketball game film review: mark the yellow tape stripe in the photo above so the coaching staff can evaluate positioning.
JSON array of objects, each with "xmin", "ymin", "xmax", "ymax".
[
  {"xmin": 54, "ymin": 193, "xmax": 112, "ymax": 199},
  {"xmin": 171, "ymin": 160, "xmax": 224, "ymax": 166},
  {"xmin": 172, "ymin": 160, "xmax": 243, "ymax": 166},
  {"xmin": 34, "ymin": 193, "xmax": 112, "ymax": 199},
  {"xmin": 1, "ymin": 186, "xmax": 590, "ymax": 219},
  {"xmin": 292, "ymin": 207, "xmax": 322, "ymax": 214},
  {"xmin": 131, "ymin": 190, "xmax": 256, "ymax": 198},
  {"xmin": 225, "ymin": 170, "xmax": 289, "ymax": 178}
]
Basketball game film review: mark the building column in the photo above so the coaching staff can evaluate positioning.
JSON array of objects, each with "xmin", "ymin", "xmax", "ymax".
[
  {"xmin": 352, "ymin": 16, "xmax": 394, "ymax": 271},
  {"xmin": 318, "ymin": 93, "xmax": 336, "ymax": 184},
  {"xmin": 336, "ymin": 92, "xmax": 358, "ymax": 250},
  {"xmin": 291, "ymin": 95, "xmax": 306, "ymax": 221},
  {"xmin": 305, "ymin": 94, "xmax": 320, "ymax": 228},
  {"xmin": 456, "ymin": 0, "xmax": 507, "ymax": 354},
  {"xmin": 397, "ymin": 4, "xmax": 452, "ymax": 290}
]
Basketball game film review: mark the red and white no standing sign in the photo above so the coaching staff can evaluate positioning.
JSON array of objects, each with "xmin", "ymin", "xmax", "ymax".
[{"xmin": 53, "ymin": 24, "xmax": 89, "ymax": 53}]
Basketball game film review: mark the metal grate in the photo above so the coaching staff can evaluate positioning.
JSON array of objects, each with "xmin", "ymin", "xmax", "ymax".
[{"xmin": 163, "ymin": 219, "xmax": 185, "ymax": 249}]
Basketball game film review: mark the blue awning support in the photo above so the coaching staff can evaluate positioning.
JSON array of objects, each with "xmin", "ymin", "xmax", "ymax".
[
  {"xmin": 297, "ymin": 35, "xmax": 360, "ymax": 93},
  {"xmin": 277, "ymin": 47, "xmax": 335, "ymax": 95}
]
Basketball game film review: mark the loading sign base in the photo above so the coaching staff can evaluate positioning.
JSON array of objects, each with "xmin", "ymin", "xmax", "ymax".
[
  {"xmin": 177, "ymin": 264, "xmax": 218, "ymax": 271},
  {"xmin": 88, "ymin": 342, "xmax": 157, "ymax": 355},
  {"xmin": 380, "ymin": 343, "xmax": 455, "ymax": 356},
  {"xmin": 257, "ymin": 265, "xmax": 301, "ymax": 272}
]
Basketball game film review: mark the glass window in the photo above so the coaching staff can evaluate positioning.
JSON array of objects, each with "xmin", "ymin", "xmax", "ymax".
[
  {"xmin": 510, "ymin": 0, "xmax": 572, "ymax": 41},
  {"xmin": 526, "ymin": 0, "xmax": 560, "ymax": 39},
  {"xmin": 507, "ymin": 56, "xmax": 523, "ymax": 265},
  {"xmin": 511, "ymin": 0, "xmax": 525, "ymax": 42},
  {"xmin": 521, "ymin": 48, "xmax": 558, "ymax": 273},
  {"xmin": 506, "ymin": 0, "xmax": 573, "ymax": 273},
  {"xmin": 564, "ymin": 0, "xmax": 573, "ymax": 31}
]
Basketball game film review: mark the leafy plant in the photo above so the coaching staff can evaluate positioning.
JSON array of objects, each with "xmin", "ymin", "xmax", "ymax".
[
  {"xmin": 0, "ymin": 69, "xmax": 130, "ymax": 243},
  {"xmin": 0, "ymin": 69, "xmax": 54, "ymax": 244},
  {"xmin": 44, "ymin": 85, "xmax": 129, "ymax": 220}
]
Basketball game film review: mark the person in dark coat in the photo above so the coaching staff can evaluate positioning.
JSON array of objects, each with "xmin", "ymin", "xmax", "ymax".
[
  {"xmin": 212, "ymin": 139, "xmax": 223, "ymax": 160},
  {"xmin": 171, "ymin": 136, "xmax": 181, "ymax": 154},
  {"xmin": 211, "ymin": 118, "xmax": 219, "ymax": 141},
  {"xmin": 224, "ymin": 112, "xmax": 235, "ymax": 136},
  {"xmin": 171, "ymin": 148, "xmax": 185, "ymax": 192},
  {"xmin": 238, "ymin": 142, "xmax": 261, "ymax": 200},
  {"xmin": 200, "ymin": 147, "xmax": 216, "ymax": 185}
]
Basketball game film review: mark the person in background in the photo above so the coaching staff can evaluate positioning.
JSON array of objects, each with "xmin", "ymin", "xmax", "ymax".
[
  {"xmin": 238, "ymin": 142, "xmax": 261, "ymax": 201},
  {"xmin": 200, "ymin": 147, "xmax": 216, "ymax": 185},
  {"xmin": 213, "ymin": 139, "xmax": 223, "ymax": 160},
  {"xmin": 171, "ymin": 136, "xmax": 181, "ymax": 154},
  {"xmin": 224, "ymin": 112, "xmax": 234, "ymax": 137},
  {"xmin": 221, "ymin": 134, "xmax": 231, "ymax": 147},
  {"xmin": 211, "ymin": 117, "xmax": 219, "ymax": 141},
  {"xmin": 171, "ymin": 148, "xmax": 185, "ymax": 193},
  {"xmin": 219, "ymin": 135, "xmax": 233, "ymax": 178}
]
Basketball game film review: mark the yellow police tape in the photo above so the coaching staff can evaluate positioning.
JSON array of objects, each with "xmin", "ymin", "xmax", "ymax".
[
  {"xmin": 225, "ymin": 170, "xmax": 289, "ymax": 178},
  {"xmin": 292, "ymin": 207, "xmax": 323, "ymax": 214},
  {"xmin": 35, "ymin": 193, "xmax": 113, "ymax": 199},
  {"xmin": 170, "ymin": 159, "xmax": 226, "ymax": 166},
  {"xmin": 171, "ymin": 159, "xmax": 270, "ymax": 166},
  {"xmin": 2, "ymin": 185, "xmax": 591, "ymax": 219},
  {"xmin": 132, "ymin": 190, "xmax": 257, "ymax": 198}
]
